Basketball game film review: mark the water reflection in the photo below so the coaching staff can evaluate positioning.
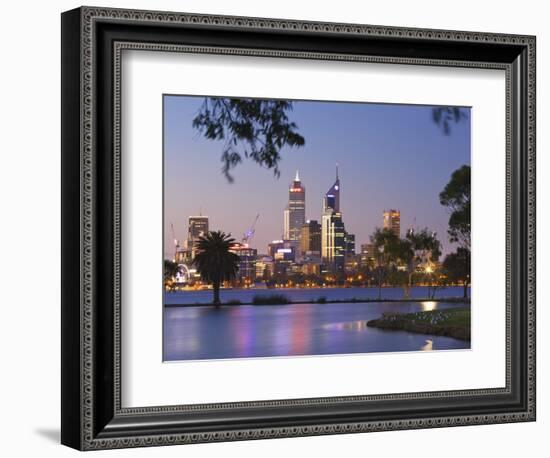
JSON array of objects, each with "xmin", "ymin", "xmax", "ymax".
[
  {"xmin": 163, "ymin": 301, "xmax": 470, "ymax": 361},
  {"xmin": 421, "ymin": 301, "xmax": 437, "ymax": 311},
  {"xmin": 165, "ymin": 286, "xmax": 471, "ymax": 306},
  {"xmin": 421, "ymin": 339, "xmax": 434, "ymax": 351},
  {"xmin": 321, "ymin": 320, "xmax": 369, "ymax": 331}
]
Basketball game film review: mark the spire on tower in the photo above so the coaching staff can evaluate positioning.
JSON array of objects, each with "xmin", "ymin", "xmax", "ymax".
[
  {"xmin": 336, "ymin": 163, "xmax": 339, "ymax": 180},
  {"xmin": 295, "ymin": 170, "xmax": 300, "ymax": 182}
]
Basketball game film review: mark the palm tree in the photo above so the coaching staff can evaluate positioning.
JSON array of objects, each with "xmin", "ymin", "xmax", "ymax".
[{"xmin": 192, "ymin": 231, "xmax": 240, "ymax": 307}]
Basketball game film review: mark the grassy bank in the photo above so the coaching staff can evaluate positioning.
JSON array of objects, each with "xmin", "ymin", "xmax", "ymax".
[{"xmin": 366, "ymin": 307, "xmax": 470, "ymax": 341}]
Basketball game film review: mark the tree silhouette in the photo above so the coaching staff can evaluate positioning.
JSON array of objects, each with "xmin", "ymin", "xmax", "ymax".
[
  {"xmin": 432, "ymin": 107, "xmax": 468, "ymax": 135},
  {"xmin": 370, "ymin": 228, "xmax": 401, "ymax": 299},
  {"xmin": 192, "ymin": 97, "xmax": 305, "ymax": 182},
  {"xmin": 163, "ymin": 260, "xmax": 178, "ymax": 281},
  {"xmin": 404, "ymin": 228, "xmax": 442, "ymax": 297},
  {"xmin": 440, "ymin": 165, "xmax": 471, "ymax": 249},
  {"xmin": 192, "ymin": 231, "xmax": 240, "ymax": 307},
  {"xmin": 440, "ymin": 165, "xmax": 471, "ymax": 299},
  {"xmin": 192, "ymin": 99, "xmax": 466, "ymax": 179},
  {"xmin": 443, "ymin": 247, "xmax": 471, "ymax": 298}
]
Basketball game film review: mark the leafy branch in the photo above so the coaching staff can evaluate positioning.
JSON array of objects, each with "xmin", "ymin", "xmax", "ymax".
[{"xmin": 192, "ymin": 98, "xmax": 305, "ymax": 182}]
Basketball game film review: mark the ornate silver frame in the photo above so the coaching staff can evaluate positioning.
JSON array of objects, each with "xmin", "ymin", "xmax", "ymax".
[{"xmin": 61, "ymin": 6, "xmax": 536, "ymax": 450}]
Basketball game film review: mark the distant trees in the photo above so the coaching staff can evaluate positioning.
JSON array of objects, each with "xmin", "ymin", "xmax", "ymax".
[
  {"xmin": 442, "ymin": 248, "xmax": 471, "ymax": 299},
  {"xmin": 192, "ymin": 231, "xmax": 240, "ymax": 307},
  {"xmin": 440, "ymin": 165, "xmax": 471, "ymax": 298},
  {"xmin": 405, "ymin": 228, "xmax": 442, "ymax": 297},
  {"xmin": 370, "ymin": 228, "xmax": 399, "ymax": 299},
  {"xmin": 163, "ymin": 259, "xmax": 178, "ymax": 280},
  {"xmin": 192, "ymin": 98, "xmax": 305, "ymax": 182},
  {"xmin": 369, "ymin": 227, "xmax": 441, "ymax": 298},
  {"xmin": 163, "ymin": 260, "xmax": 179, "ymax": 291}
]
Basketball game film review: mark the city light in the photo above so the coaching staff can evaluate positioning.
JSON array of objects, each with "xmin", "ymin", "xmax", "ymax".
[{"xmin": 164, "ymin": 166, "xmax": 448, "ymax": 293}]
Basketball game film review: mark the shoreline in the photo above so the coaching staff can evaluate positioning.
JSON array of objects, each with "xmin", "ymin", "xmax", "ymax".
[{"xmin": 164, "ymin": 297, "xmax": 471, "ymax": 308}]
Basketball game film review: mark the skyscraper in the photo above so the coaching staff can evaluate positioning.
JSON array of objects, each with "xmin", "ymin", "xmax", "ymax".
[
  {"xmin": 230, "ymin": 243, "xmax": 258, "ymax": 284},
  {"xmin": 344, "ymin": 232, "xmax": 356, "ymax": 256},
  {"xmin": 300, "ymin": 220, "xmax": 322, "ymax": 255},
  {"xmin": 187, "ymin": 215, "xmax": 209, "ymax": 259},
  {"xmin": 321, "ymin": 166, "xmax": 346, "ymax": 273},
  {"xmin": 283, "ymin": 170, "xmax": 306, "ymax": 243},
  {"xmin": 323, "ymin": 165, "xmax": 340, "ymax": 213},
  {"xmin": 268, "ymin": 240, "xmax": 296, "ymax": 277},
  {"xmin": 383, "ymin": 209, "xmax": 401, "ymax": 238},
  {"xmin": 360, "ymin": 243, "xmax": 376, "ymax": 267}
]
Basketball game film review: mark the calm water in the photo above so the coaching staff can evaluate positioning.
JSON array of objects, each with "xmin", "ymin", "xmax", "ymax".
[
  {"xmin": 163, "ymin": 288, "xmax": 470, "ymax": 361},
  {"xmin": 164, "ymin": 286, "xmax": 469, "ymax": 305}
]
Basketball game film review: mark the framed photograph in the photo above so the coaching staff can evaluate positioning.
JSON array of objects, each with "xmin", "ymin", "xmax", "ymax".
[{"xmin": 61, "ymin": 6, "xmax": 536, "ymax": 450}]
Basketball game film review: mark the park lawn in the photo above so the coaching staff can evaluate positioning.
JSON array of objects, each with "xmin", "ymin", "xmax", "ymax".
[
  {"xmin": 401, "ymin": 307, "xmax": 470, "ymax": 327},
  {"xmin": 367, "ymin": 306, "xmax": 471, "ymax": 341}
]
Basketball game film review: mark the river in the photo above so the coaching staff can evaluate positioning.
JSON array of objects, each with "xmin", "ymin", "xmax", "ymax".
[
  {"xmin": 164, "ymin": 287, "xmax": 470, "ymax": 361},
  {"xmin": 164, "ymin": 286, "xmax": 469, "ymax": 305}
]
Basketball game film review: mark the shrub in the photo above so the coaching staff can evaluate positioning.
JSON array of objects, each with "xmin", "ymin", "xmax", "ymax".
[
  {"xmin": 226, "ymin": 299, "xmax": 242, "ymax": 305},
  {"xmin": 252, "ymin": 294, "xmax": 290, "ymax": 305}
]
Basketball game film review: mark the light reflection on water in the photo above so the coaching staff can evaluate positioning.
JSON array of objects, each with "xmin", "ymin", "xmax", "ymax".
[
  {"xmin": 421, "ymin": 340, "xmax": 434, "ymax": 351},
  {"xmin": 163, "ymin": 299, "xmax": 470, "ymax": 361},
  {"xmin": 421, "ymin": 301, "xmax": 438, "ymax": 311},
  {"xmin": 321, "ymin": 320, "xmax": 369, "ymax": 331}
]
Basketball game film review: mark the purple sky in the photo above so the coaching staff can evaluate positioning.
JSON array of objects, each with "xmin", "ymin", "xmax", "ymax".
[{"xmin": 164, "ymin": 96, "xmax": 470, "ymax": 259}]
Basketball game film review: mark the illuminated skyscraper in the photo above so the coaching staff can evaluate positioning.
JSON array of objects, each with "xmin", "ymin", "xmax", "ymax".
[
  {"xmin": 268, "ymin": 240, "xmax": 296, "ymax": 276},
  {"xmin": 283, "ymin": 170, "xmax": 306, "ymax": 243},
  {"xmin": 344, "ymin": 232, "xmax": 356, "ymax": 256},
  {"xmin": 300, "ymin": 220, "xmax": 321, "ymax": 255},
  {"xmin": 230, "ymin": 243, "xmax": 258, "ymax": 284},
  {"xmin": 323, "ymin": 165, "xmax": 340, "ymax": 213},
  {"xmin": 321, "ymin": 166, "xmax": 346, "ymax": 273},
  {"xmin": 383, "ymin": 209, "xmax": 401, "ymax": 238},
  {"xmin": 360, "ymin": 243, "xmax": 376, "ymax": 267},
  {"xmin": 187, "ymin": 215, "xmax": 209, "ymax": 259}
]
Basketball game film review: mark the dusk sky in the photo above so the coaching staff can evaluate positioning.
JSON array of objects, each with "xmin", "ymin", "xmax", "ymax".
[{"xmin": 164, "ymin": 95, "xmax": 470, "ymax": 259}]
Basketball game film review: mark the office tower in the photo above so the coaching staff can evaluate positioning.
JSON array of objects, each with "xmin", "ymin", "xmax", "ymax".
[
  {"xmin": 344, "ymin": 232, "xmax": 355, "ymax": 256},
  {"xmin": 300, "ymin": 220, "xmax": 322, "ymax": 255},
  {"xmin": 323, "ymin": 165, "xmax": 340, "ymax": 213},
  {"xmin": 360, "ymin": 243, "xmax": 376, "ymax": 267},
  {"xmin": 187, "ymin": 215, "xmax": 209, "ymax": 259},
  {"xmin": 383, "ymin": 209, "xmax": 401, "ymax": 238},
  {"xmin": 230, "ymin": 243, "xmax": 258, "ymax": 284},
  {"xmin": 255, "ymin": 255, "xmax": 274, "ymax": 280},
  {"xmin": 321, "ymin": 166, "xmax": 346, "ymax": 273},
  {"xmin": 267, "ymin": 240, "xmax": 296, "ymax": 260},
  {"xmin": 283, "ymin": 170, "xmax": 306, "ymax": 243},
  {"xmin": 268, "ymin": 240, "xmax": 296, "ymax": 276},
  {"xmin": 188, "ymin": 215, "xmax": 209, "ymax": 240}
]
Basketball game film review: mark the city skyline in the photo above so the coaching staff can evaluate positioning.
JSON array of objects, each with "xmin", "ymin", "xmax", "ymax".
[{"xmin": 164, "ymin": 96, "xmax": 471, "ymax": 259}]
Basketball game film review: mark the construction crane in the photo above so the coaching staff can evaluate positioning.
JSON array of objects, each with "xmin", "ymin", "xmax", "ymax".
[
  {"xmin": 170, "ymin": 223, "xmax": 180, "ymax": 262},
  {"xmin": 242, "ymin": 213, "xmax": 260, "ymax": 245}
]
